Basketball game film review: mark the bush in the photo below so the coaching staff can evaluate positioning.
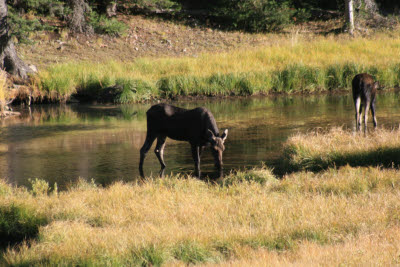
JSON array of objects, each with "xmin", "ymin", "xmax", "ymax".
[
  {"xmin": 213, "ymin": 0, "xmax": 295, "ymax": 32},
  {"xmin": 8, "ymin": 7, "xmax": 55, "ymax": 44},
  {"xmin": 10, "ymin": 0, "xmax": 63, "ymax": 15},
  {"xmin": 114, "ymin": 78, "xmax": 154, "ymax": 103},
  {"xmin": 89, "ymin": 12, "xmax": 128, "ymax": 36}
]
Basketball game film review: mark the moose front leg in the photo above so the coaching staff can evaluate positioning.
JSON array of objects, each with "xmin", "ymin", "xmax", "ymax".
[
  {"xmin": 191, "ymin": 145, "xmax": 201, "ymax": 178},
  {"xmin": 139, "ymin": 133, "xmax": 156, "ymax": 178},
  {"xmin": 154, "ymin": 135, "xmax": 167, "ymax": 177}
]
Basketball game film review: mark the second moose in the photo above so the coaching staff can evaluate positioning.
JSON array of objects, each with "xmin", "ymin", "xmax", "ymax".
[{"xmin": 352, "ymin": 73, "xmax": 379, "ymax": 131}]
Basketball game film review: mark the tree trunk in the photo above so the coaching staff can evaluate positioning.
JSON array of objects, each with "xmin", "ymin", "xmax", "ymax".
[
  {"xmin": 345, "ymin": 0, "xmax": 355, "ymax": 35},
  {"xmin": 68, "ymin": 0, "xmax": 93, "ymax": 34},
  {"xmin": 0, "ymin": 0, "xmax": 32, "ymax": 79},
  {"xmin": 106, "ymin": 1, "xmax": 117, "ymax": 17}
]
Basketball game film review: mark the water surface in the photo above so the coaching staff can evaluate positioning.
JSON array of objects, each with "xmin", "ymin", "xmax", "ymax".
[{"xmin": 1, "ymin": 92, "xmax": 400, "ymax": 188}]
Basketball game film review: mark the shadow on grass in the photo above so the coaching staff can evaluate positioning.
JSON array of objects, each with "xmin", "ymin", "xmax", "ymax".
[
  {"xmin": 273, "ymin": 147, "xmax": 400, "ymax": 176},
  {"xmin": 0, "ymin": 204, "xmax": 48, "ymax": 250}
]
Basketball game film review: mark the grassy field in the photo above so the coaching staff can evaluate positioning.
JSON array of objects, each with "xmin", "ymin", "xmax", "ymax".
[
  {"xmin": 283, "ymin": 127, "xmax": 400, "ymax": 172},
  {"xmin": 30, "ymin": 29, "xmax": 400, "ymax": 102},
  {"xmin": 1, "ymin": 165, "xmax": 400, "ymax": 265},
  {"xmin": 2, "ymin": 127, "xmax": 400, "ymax": 265}
]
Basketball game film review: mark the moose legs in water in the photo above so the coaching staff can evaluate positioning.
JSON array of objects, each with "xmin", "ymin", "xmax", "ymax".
[
  {"xmin": 154, "ymin": 135, "xmax": 167, "ymax": 177},
  {"xmin": 191, "ymin": 145, "xmax": 204, "ymax": 178},
  {"xmin": 139, "ymin": 133, "xmax": 167, "ymax": 178},
  {"xmin": 354, "ymin": 96, "xmax": 377, "ymax": 131},
  {"xmin": 139, "ymin": 133, "xmax": 155, "ymax": 178}
]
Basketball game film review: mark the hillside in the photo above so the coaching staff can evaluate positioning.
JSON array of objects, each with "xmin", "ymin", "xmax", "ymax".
[{"xmin": 19, "ymin": 15, "xmax": 345, "ymax": 69}]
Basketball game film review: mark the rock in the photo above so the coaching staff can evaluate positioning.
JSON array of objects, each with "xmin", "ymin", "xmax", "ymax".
[{"xmin": 28, "ymin": 64, "xmax": 38, "ymax": 73}]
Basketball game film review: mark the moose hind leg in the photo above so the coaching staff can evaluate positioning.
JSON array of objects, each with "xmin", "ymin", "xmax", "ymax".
[
  {"xmin": 139, "ymin": 133, "xmax": 156, "ymax": 178},
  {"xmin": 154, "ymin": 135, "xmax": 167, "ymax": 177},
  {"xmin": 191, "ymin": 145, "xmax": 201, "ymax": 178},
  {"xmin": 371, "ymin": 100, "xmax": 377, "ymax": 128},
  {"xmin": 364, "ymin": 103, "xmax": 370, "ymax": 129},
  {"xmin": 354, "ymin": 97, "xmax": 361, "ymax": 131}
]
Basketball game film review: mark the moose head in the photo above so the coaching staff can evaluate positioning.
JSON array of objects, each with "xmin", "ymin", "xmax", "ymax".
[{"xmin": 207, "ymin": 129, "xmax": 228, "ymax": 176}]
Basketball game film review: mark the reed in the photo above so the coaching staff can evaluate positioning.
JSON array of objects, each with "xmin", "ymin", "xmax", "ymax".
[
  {"xmin": 33, "ymin": 30, "xmax": 400, "ymax": 102},
  {"xmin": 2, "ymin": 165, "xmax": 400, "ymax": 265}
]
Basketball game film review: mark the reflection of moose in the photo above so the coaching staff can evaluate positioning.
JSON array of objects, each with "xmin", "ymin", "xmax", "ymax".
[
  {"xmin": 139, "ymin": 103, "xmax": 228, "ymax": 178},
  {"xmin": 352, "ymin": 73, "xmax": 379, "ymax": 131}
]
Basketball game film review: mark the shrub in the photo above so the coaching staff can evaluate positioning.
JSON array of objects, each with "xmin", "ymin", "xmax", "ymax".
[
  {"xmin": 29, "ymin": 178, "xmax": 50, "ymax": 196},
  {"xmin": 8, "ymin": 7, "xmax": 55, "ymax": 44},
  {"xmin": 89, "ymin": 12, "xmax": 128, "ymax": 37},
  {"xmin": 10, "ymin": 0, "xmax": 63, "ymax": 15},
  {"xmin": 213, "ymin": 0, "xmax": 295, "ymax": 32}
]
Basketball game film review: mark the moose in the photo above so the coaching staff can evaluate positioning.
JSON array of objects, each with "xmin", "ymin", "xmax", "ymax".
[
  {"xmin": 139, "ymin": 103, "xmax": 228, "ymax": 179},
  {"xmin": 352, "ymin": 73, "xmax": 379, "ymax": 131}
]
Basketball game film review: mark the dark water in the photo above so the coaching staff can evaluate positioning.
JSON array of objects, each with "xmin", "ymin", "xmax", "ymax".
[{"xmin": 1, "ymin": 92, "xmax": 400, "ymax": 188}]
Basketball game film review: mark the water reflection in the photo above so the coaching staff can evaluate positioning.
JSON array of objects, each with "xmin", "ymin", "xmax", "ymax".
[{"xmin": 1, "ymin": 92, "xmax": 400, "ymax": 188}]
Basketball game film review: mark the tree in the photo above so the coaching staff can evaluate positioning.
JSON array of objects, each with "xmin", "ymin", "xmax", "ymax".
[
  {"xmin": 345, "ymin": 0, "xmax": 355, "ymax": 35},
  {"xmin": 0, "ymin": 0, "xmax": 32, "ymax": 79},
  {"xmin": 68, "ymin": 0, "xmax": 93, "ymax": 33}
]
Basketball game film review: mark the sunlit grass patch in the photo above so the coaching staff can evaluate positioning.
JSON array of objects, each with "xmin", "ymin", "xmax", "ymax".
[
  {"xmin": 221, "ymin": 166, "xmax": 277, "ymax": 186},
  {"xmin": 3, "ymin": 164, "xmax": 400, "ymax": 265},
  {"xmin": 274, "ymin": 165, "xmax": 400, "ymax": 195},
  {"xmin": 283, "ymin": 127, "xmax": 400, "ymax": 172}
]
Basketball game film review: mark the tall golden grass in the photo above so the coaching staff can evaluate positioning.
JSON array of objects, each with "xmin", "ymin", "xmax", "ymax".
[
  {"xmin": 283, "ymin": 127, "xmax": 400, "ymax": 171},
  {"xmin": 2, "ymin": 165, "xmax": 400, "ymax": 265},
  {"xmin": 35, "ymin": 29, "xmax": 400, "ymax": 102}
]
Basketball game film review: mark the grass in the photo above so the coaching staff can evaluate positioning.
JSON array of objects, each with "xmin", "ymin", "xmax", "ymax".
[
  {"xmin": 31, "ymin": 29, "xmax": 400, "ymax": 102},
  {"xmin": 283, "ymin": 127, "xmax": 400, "ymax": 172},
  {"xmin": 2, "ymin": 164, "xmax": 400, "ymax": 265},
  {"xmin": 0, "ymin": 71, "xmax": 7, "ymax": 114}
]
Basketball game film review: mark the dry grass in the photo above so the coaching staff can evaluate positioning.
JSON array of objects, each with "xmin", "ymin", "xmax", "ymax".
[
  {"xmin": 283, "ymin": 127, "xmax": 400, "ymax": 171},
  {"xmin": 2, "ymin": 166, "xmax": 400, "ymax": 265},
  {"xmin": 0, "ymin": 71, "xmax": 7, "ymax": 114},
  {"xmin": 211, "ymin": 227, "xmax": 400, "ymax": 266}
]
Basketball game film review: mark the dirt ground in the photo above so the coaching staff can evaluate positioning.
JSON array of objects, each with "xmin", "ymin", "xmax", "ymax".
[{"xmin": 19, "ymin": 15, "xmax": 345, "ymax": 69}]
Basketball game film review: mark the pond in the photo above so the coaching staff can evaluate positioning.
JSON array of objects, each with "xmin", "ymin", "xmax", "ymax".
[{"xmin": 1, "ymin": 92, "xmax": 400, "ymax": 188}]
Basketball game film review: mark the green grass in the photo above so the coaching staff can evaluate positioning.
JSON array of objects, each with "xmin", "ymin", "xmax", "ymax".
[{"xmin": 31, "ymin": 30, "xmax": 400, "ymax": 102}]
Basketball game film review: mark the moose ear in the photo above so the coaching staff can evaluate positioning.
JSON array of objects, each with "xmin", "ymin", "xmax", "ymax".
[
  {"xmin": 221, "ymin": 129, "xmax": 228, "ymax": 142},
  {"xmin": 374, "ymin": 81, "xmax": 380, "ymax": 90},
  {"xmin": 207, "ymin": 129, "xmax": 216, "ymax": 141}
]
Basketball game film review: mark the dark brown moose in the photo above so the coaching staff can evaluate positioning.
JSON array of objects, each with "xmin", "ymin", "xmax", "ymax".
[
  {"xmin": 139, "ymin": 103, "xmax": 228, "ymax": 179},
  {"xmin": 352, "ymin": 73, "xmax": 379, "ymax": 131}
]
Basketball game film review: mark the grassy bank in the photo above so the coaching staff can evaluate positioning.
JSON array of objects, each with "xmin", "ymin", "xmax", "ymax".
[
  {"xmin": 283, "ymin": 127, "xmax": 400, "ymax": 172},
  {"xmin": 32, "ymin": 30, "xmax": 400, "ymax": 102},
  {"xmin": 1, "ymin": 165, "xmax": 400, "ymax": 265}
]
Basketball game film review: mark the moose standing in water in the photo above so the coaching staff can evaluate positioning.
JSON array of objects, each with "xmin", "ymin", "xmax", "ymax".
[
  {"xmin": 139, "ymin": 103, "xmax": 228, "ymax": 179},
  {"xmin": 352, "ymin": 73, "xmax": 379, "ymax": 131}
]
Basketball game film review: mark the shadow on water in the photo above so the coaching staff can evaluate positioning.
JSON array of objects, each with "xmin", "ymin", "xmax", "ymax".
[{"xmin": 2, "ymin": 92, "xmax": 400, "ymax": 188}]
